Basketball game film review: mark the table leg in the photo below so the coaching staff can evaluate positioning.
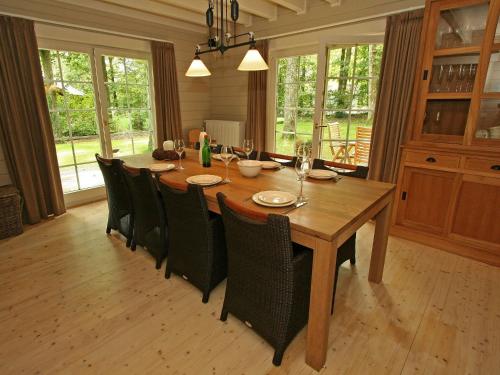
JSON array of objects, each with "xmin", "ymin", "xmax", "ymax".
[
  {"xmin": 306, "ymin": 237, "xmax": 338, "ymax": 370},
  {"xmin": 368, "ymin": 197, "xmax": 393, "ymax": 283}
]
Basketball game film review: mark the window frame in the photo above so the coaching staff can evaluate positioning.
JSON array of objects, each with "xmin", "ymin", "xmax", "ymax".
[{"xmin": 37, "ymin": 39, "xmax": 156, "ymax": 195}]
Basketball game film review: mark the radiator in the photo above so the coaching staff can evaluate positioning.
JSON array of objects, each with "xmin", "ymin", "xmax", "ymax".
[{"xmin": 204, "ymin": 120, "xmax": 245, "ymax": 147}]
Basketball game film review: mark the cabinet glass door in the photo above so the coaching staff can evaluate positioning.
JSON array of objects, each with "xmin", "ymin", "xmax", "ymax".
[
  {"xmin": 418, "ymin": 0, "xmax": 490, "ymax": 142},
  {"xmin": 474, "ymin": 3, "xmax": 500, "ymax": 141},
  {"xmin": 435, "ymin": 2, "xmax": 489, "ymax": 50}
]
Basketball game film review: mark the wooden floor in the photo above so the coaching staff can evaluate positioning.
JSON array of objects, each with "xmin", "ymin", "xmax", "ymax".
[{"xmin": 0, "ymin": 201, "xmax": 499, "ymax": 375}]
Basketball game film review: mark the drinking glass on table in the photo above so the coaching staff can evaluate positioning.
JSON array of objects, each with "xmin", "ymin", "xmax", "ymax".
[
  {"xmin": 220, "ymin": 145, "xmax": 234, "ymax": 183},
  {"xmin": 243, "ymin": 139, "xmax": 254, "ymax": 159},
  {"xmin": 295, "ymin": 147, "xmax": 311, "ymax": 203},
  {"xmin": 174, "ymin": 139, "xmax": 185, "ymax": 170}
]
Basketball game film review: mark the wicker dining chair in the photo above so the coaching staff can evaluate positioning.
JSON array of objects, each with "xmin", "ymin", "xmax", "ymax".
[
  {"xmin": 216, "ymin": 192, "xmax": 312, "ymax": 366},
  {"xmin": 258, "ymin": 151, "xmax": 297, "ymax": 167},
  {"xmin": 158, "ymin": 179, "xmax": 227, "ymax": 303},
  {"xmin": 121, "ymin": 164, "xmax": 168, "ymax": 269},
  {"xmin": 95, "ymin": 154, "xmax": 134, "ymax": 247},
  {"xmin": 312, "ymin": 158, "xmax": 369, "ymax": 313}
]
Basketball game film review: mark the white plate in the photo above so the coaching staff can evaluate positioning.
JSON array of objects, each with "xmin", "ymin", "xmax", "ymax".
[
  {"xmin": 260, "ymin": 161, "xmax": 281, "ymax": 169},
  {"xmin": 308, "ymin": 169, "xmax": 338, "ymax": 180},
  {"xmin": 149, "ymin": 163, "xmax": 175, "ymax": 172},
  {"xmin": 252, "ymin": 191, "xmax": 297, "ymax": 207},
  {"xmin": 186, "ymin": 174, "xmax": 222, "ymax": 186}
]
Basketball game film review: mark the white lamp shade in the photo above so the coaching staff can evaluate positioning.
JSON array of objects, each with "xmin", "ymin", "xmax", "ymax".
[
  {"xmin": 185, "ymin": 56, "xmax": 211, "ymax": 77},
  {"xmin": 237, "ymin": 48, "xmax": 269, "ymax": 71}
]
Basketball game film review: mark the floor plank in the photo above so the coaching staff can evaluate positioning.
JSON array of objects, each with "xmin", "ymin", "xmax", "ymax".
[{"xmin": 0, "ymin": 200, "xmax": 499, "ymax": 374}]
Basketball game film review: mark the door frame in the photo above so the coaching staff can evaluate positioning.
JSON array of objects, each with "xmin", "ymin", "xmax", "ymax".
[{"xmin": 37, "ymin": 39, "xmax": 155, "ymax": 206}]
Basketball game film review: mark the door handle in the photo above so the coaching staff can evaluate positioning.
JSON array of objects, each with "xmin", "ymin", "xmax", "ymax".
[
  {"xmin": 425, "ymin": 156, "xmax": 437, "ymax": 163},
  {"xmin": 491, "ymin": 165, "xmax": 500, "ymax": 171},
  {"xmin": 314, "ymin": 124, "xmax": 327, "ymax": 129}
]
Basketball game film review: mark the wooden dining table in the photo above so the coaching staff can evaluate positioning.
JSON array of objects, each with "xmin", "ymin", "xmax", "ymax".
[{"xmin": 123, "ymin": 149, "xmax": 396, "ymax": 371}]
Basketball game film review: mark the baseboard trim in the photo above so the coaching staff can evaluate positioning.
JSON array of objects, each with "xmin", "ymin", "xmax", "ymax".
[
  {"xmin": 64, "ymin": 187, "xmax": 106, "ymax": 208},
  {"xmin": 390, "ymin": 225, "xmax": 500, "ymax": 267}
]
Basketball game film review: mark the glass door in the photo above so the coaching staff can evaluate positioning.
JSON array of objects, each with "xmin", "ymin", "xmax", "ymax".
[
  {"xmin": 96, "ymin": 53, "xmax": 154, "ymax": 158},
  {"xmin": 415, "ymin": 0, "xmax": 490, "ymax": 143},
  {"xmin": 39, "ymin": 49, "xmax": 104, "ymax": 193},
  {"xmin": 472, "ymin": 1, "xmax": 500, "ymax": 143},
  {"xmin": 39, "ymin": 47, "xmax": 155, "ymax": 194},
  {"xmin": 316, "ymin": 44, "xmax": 383, "ymax": 166},
  {"xmin": 274, "ymin": 54, "xmax": 318, "ymax": 155}
]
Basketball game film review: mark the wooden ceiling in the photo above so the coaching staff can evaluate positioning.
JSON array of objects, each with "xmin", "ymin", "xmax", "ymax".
[{"xmin": 52, "ymin": 0, "xmax": 342, "ymax": 29}]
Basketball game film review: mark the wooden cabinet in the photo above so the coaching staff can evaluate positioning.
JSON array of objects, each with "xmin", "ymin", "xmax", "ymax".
[
  {"xmin": 397, "ymin": 168, "xmax": 457, "ymax": 234},
  {"xmin": 393, "ymin": 0, "xmax": 500, "ymax": 266},
  {"xmin": 451, "ymin": 175, "xmax": 500, "ymax": 245}
]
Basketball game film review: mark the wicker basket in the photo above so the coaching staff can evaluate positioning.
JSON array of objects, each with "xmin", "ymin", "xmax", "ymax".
[{"xmin": 0, "ymin": 185, "xmax": 23, "ymax": 239}]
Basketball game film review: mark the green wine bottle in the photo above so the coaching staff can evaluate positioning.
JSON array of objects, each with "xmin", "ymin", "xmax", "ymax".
[{"xmin": 202, "ymin": 135, "xmax": 211, "ymax": 168}]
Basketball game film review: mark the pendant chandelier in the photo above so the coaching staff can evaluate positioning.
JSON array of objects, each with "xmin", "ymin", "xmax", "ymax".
[{"xmin": 185, "ymin": 0, "xmax": 269, "ymax": 77}]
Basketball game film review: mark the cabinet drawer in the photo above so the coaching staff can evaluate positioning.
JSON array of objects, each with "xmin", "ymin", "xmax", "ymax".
[
  {"xmin": 405, "ymin": 151, "xmax": 460, "ymax": 169},
  {"xmin": 464, "ymin": 157, "xmax": 500, "ymax": 175}
]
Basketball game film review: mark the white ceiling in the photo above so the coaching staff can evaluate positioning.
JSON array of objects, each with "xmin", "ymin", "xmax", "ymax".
[{"xmin": 51, "ymin": 0, "xmax": 342, "ymax": 28}]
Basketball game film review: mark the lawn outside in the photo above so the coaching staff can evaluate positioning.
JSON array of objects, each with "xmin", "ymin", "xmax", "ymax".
[
  {"xmin": 55, "ymin": 132, "xmax": 152, "ymax": 193},
  {"xmin": 274, "ymin": 117, "xmax": 373, "ymax": 162}
]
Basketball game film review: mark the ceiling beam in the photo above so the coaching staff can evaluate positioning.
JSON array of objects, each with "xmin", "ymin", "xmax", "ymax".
[
  {"xmin": 268, "ymin": 0, "xmax": 307, "ymax": 14},
  {"xmin": 324, "ymin": 0, "xmax": 341, "ymax": 6},
  {"xmin": 238, "ymin": 0, "xmax": 278, "ymax": 20},
  {"xmin": 53, "ymin": 0, "xmax": 207, "ymax": 33},
  {"xmin": 153, "ymin": 0, "xmax": 252, "ymax": 26},
  {"xmin": 98, "ymin": 0, "xmax": 215, "ymax": 26}
]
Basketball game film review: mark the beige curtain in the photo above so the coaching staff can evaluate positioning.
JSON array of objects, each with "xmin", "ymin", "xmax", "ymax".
[
  {"xmin": 246, "ymin": 40, "xmax": 268, "ymax": 151},
  {"xmin": 0, "ymin": 15, "xmax": 65, "ymax": 224},
  {"xmin": 151, "ymin": 41, "xmax": 183, "ymax": 147},
  {"xmin": 368, "ymin": 9, "xmax": 424, "ymax": 183}
]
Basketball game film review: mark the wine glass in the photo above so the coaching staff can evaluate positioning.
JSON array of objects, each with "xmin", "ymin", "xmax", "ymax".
[
  {"xmin": 295, "ymin": 147, "xmax": 311, "ymax": 203},
  {"xmin": 456, "ymin": 64, "xmax": 466, "ymax": 92},
  {"xmin": 445, "ymin": 64, "xmax": 456, "ymax": 92},
  {"xmin": 174, "ymin": 139, "xmax": 185, "ymax": 170},
  {"xmin": 435, "ymin": 65, "xmax": 445, "ymax": 92},
  {"xmin": 220, "ymin": 145, "xmax": 233, "ymax": 183},
  {"xmin": 243, "ymin": 139, "xmax": 254, "ymax": 159}
]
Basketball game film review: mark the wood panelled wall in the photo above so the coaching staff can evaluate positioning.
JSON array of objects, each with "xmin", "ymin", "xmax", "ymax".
[
  {"xmin": 0, "ymin": 142, "xmax": 11, "ymax": 186},
  {"xmin": 208, "ymin": 50, "xmax": 248, "ymax": 123}
]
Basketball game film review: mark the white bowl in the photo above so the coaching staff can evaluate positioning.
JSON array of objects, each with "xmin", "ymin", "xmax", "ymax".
[{"xmin": 237, "ymin": 160, "xmax": 263, "ymax": 178}]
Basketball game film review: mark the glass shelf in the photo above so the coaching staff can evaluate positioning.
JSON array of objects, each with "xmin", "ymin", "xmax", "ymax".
[
  {"xmin": 435, "ymin": 3, "xmax": 489, "ymax": 50},
  {"xmin": 475, "ymin": 99, "xmax": 500, "ymax": 139},
  {"xmin": 423, "ymin": 99, "xmax": 470, "ymax": 136},
  {"xmin": 429, "ymin": 54, "xmax": 479, "ymax": 93},
  {"xmin": 485, "ymin": 51, "xmax": 500, "ymax": 92}
]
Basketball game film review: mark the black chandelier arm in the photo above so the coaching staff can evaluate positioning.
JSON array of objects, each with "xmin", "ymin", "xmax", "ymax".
[{"xmin": 195, "ymin": 39, "xmax": 256, "ymax": 56}]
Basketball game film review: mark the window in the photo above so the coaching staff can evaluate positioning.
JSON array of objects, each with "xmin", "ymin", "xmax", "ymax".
[
  {"xmin": 102, "ymin": 56, "xmax": 153, "ymax": 157},
  {"xmin": 40, "ymin": 49, "xmax": 103, "ymax": 192},
  {"xmin": 39, "ymin": 48, "xmax": 154, "ymax": 194},
  {"xmin": 319, "ymin": 45, "xmax": 383, "ymax": 165},
  {"xmin": 274, "ymin": 54, "xmax": 317, "ymax": 155}
]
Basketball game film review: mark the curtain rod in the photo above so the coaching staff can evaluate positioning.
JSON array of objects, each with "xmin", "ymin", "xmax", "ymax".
[
  {"xmin": 260, "ymin": 5, "xmax": 424, "ymax": 41},
  {"xmin": 0, "ymin": 10, "xmax": 173, "ymax": 43}
]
